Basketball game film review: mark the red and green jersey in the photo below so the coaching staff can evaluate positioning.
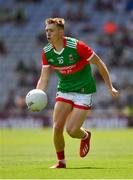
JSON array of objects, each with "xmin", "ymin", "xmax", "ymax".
[{"xmin": 42, "ymin": 37, "xmax": 96, "ymax": 94}]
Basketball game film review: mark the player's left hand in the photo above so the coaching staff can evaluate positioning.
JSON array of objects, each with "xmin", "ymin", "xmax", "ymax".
[{"xmin": 109, "ymin": 87, "xmax": 119, "ymax": 98}]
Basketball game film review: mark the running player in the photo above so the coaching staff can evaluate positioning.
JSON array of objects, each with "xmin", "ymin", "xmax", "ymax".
[{"xmin": 35, "ymin": 18, "xmax": 119, "ymax": 168}]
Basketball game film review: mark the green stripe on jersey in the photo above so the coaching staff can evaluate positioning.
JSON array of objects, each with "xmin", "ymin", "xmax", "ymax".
[{"xmin": 43, "ymin": 44, "xmax": 53, "ymax": 52}]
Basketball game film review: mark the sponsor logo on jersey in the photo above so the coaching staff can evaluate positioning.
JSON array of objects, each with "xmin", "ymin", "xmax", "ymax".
[
  {"xmin": 51, "ymin": 64, "xmax": 76, "ymax": 71},
  {"xmin": 50, "ymin": 58, "xmax": 89, "ymax": 74}
]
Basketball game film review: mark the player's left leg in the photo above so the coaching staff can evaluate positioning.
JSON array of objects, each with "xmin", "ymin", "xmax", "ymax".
[
  {"xmin": 66, "ymin": 108, "xmax": 89, "ymax": 137},
  {"xmin": 66, "ymin": 108, "xmax": 91, "ymax": 157}
]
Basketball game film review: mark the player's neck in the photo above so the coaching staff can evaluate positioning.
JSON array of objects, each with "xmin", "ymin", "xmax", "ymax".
[{"xmin": 53, "ymin": 38, "xmax": 64, "ymax": 52}]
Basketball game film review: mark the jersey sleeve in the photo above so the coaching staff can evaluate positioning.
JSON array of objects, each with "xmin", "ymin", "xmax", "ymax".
[
  {"xmin": 77, "ymin": 41, "xmax": 94, "ymax": 61},
  {"xmin": 42, "ymin": 50, "xmax": 49, "ymax": 66}
]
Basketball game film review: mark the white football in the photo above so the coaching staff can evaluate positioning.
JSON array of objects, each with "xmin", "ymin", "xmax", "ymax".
[{"xmin": 26, "ymin": 89, "xmax": 48, "ymax": 111}]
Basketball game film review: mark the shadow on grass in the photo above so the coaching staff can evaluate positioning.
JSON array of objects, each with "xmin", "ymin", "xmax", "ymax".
[
  {"xmin": 66, "ymin": 166, "xmax": 105, "ymax": 169},
  {"xmin": 67, "ymin": 166, "xmax": 129, "ymax": 170}
]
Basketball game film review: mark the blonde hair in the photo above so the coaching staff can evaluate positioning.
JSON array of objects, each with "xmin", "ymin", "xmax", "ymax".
[{"xmin": 45, "ymin": 18, "xmax": 65, "ymax": 29}]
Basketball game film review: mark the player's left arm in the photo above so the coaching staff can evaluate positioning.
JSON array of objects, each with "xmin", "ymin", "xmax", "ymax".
[{"xmin": 89, "ymin": 53, "xmax": 119, "ymax": 98}]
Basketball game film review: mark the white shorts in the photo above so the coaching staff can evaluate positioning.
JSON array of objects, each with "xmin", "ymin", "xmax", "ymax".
[{"xmin": 56, "ymin": 91, "xmax": 93, "ymax": 110}]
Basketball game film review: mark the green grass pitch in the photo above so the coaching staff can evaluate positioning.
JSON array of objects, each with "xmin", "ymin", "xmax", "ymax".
[{"xmin": 0, "ymin": 128, "xmax": 133, "ymax": 179}]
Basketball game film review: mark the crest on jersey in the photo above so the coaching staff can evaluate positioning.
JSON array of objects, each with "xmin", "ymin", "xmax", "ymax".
[{"xmin": 69, "ymin": 54, "xmax": 74, "ymax": 63}]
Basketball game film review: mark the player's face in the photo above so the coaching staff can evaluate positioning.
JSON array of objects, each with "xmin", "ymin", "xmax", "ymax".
[{"xmin": 45, "ymin": 24, "xmax": 63, "ymax": 44}]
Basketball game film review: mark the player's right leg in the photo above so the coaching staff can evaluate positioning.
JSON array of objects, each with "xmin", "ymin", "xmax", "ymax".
[{"xmin": 50, "ymin": 101, "xmax": 72, "ymax": 168}]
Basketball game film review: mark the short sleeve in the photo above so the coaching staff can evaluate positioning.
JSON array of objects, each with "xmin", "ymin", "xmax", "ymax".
[
  {"xmin": 42, "ymin": 50, "xmax": 49, "ymax": 65},
  {"xmin": 77, "ymin": 41, "xmax": 94, "ymax": 61}
]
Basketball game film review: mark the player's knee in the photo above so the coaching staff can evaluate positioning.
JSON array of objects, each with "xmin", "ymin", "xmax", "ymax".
[
  {"xmin": 53, "ymin": 123, "xmax": 63, "ymax": 134},
  {"xmin": 66, "ymin": 126, "xmax": 77, "ymax": 138}
]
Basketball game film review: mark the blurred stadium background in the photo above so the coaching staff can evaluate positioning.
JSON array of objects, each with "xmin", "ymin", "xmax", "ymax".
[{"xmin": 0, "ymin": 0, "xmax": 133, "ymax": 129}]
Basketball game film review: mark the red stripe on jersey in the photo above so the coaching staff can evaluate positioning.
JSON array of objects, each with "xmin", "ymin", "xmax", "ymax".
[
  {"xmin": 73, "ymin": 104, "xmax": 91, "ymax": 110},
  {"xmin": 50, "ymin": 58, "xmax": 89, "ymax": 74},
  {"xmin": 42, "ymin": 50, "xmax": 49, "ymax": 65}
]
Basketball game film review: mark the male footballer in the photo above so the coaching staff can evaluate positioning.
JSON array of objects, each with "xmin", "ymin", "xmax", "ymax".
[{"xmin": 35, "ymin": 18, "xmax": 119, "ymax": 168}]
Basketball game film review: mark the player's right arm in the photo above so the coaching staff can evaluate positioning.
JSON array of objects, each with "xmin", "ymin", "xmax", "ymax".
[
  {"xmin": 36, "ymin": 50, "xmax": 51, "ymax": 91},
  {"xmin": 36, "ymin": 65, "xmax": 51, "ymax": 91}
]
